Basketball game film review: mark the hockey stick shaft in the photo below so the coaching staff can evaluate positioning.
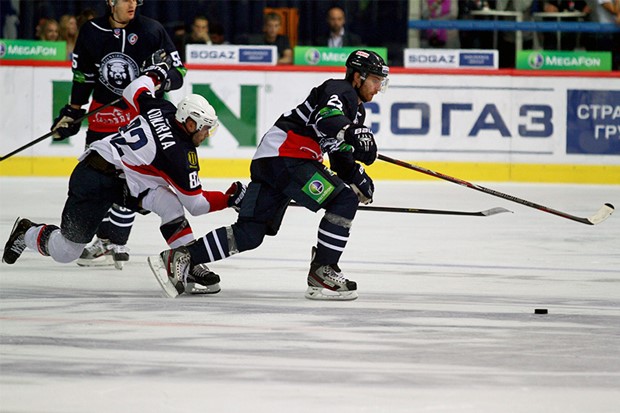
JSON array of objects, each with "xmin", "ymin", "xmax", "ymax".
[
  {"xmin": 289, "ymin": 201, "xmax": 511, "ymax": 217},
  {"xmin": 377, "ymin": 154, "xmax": 614, "ymax": 225},
  {"xmin": 0, "ymin": 97, "xmax": 122, "ymax": 162}
]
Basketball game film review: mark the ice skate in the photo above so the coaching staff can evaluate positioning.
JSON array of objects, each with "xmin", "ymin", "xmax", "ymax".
[
  {"xmin": 76, "ymin": 238, "xmax": 114, "ymax": 267},
  {"xmin": 2, "ymin": 218, "xmax": 36, "ymax": 264},
  {"xmin": 186, "ymin": 263, "xmax": 221, "ymax": 294},
  {"xmin": 77, "ymin": 238, "xmax": 129, "ymax": 269},
  {"xmin": 305, "ymin": 247, "xmax": 358, "ymax": 301}
]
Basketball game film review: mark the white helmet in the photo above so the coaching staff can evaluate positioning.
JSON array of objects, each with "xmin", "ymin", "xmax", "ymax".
[{"xmin": 175, "ymin": 94, "xmax": 219, "ymax": 137}]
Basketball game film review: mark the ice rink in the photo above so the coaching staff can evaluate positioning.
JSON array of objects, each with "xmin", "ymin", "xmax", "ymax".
[{"xmin": 1, "ymin": 176, "xmax": 619, "ymax": 413}]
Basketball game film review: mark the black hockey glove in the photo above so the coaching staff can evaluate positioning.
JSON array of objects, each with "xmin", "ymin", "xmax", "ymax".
[
  {"xmin": 226, "ymin": 181, "xmax": 247, "ymax": 211},
  {"xmin": 349, "ymin": 164, "xmax": 374, "ymax": 205},
  {"xmin": 51, "ymin": 104, "xmax": 86, "ymax": 141},
  {"xmin": 141, "ymin": 49, "xmax": 172, "ymax": 87},
  {"xmin": 343, "ymin": 125, "xmax": 377, "ymax": 166}
]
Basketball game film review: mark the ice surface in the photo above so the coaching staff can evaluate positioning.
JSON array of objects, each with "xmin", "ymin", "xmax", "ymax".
[{"xmin": 1, "ymin": 177, "xmax": 619, "ymax": 413}]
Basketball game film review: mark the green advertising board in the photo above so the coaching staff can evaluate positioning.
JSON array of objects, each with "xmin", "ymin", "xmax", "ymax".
[
  {"xmin": 516, "ymin": 50, "xmax": 611, "ymax": 71},
  {"xmin": 0, "ymin": 39, "xmax": 66, "ymax": 61},
  {"xmin": 294, "ymin": 46, "xmax": 388, "ymax": 66}
]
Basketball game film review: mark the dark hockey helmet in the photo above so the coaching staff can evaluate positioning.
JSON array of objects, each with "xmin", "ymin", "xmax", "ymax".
[{"xmin": 345, "ymin": 49, "xmax": 389, "ymax": 92}]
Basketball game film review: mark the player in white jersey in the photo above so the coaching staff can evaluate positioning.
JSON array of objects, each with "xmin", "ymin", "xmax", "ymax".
[
  {"xmin": 150, "ymin": 50, "xmax": 389, "ymax": 301},
  {"xmin": 3, "ymin": 58, "xmax": 246, "ymax": 295}
]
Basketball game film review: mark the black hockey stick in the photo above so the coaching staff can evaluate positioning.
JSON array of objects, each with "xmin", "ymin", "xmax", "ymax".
[
  {"xmin": 289, "ymin": 201, "xmax": 512, "ymax": 217},
  {"xmin": 0, "ymin": 97, "xmax": 122, "ymax": 162},
  {"xmin": 377, "ymin": 154, "xmax": 614, "ymax": 226}
]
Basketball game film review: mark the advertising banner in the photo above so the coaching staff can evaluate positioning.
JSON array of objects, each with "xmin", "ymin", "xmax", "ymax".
[
  {"xmin": 293, "ymin": 46, "xmax": 387, "ymax": 66},
  {"xmin": 404, "ymin": 49, "xmax": 498, "ymax": 69},
  {"xmin": 516, "ymin": 50, "xmax": 612, "ymax": 71},
  {"xmin": 186, "ymin": 44, "xmax": 277, "ymax": 65},
  {"xmin": 0, "ymin": 39, "xmax": 66, "ymax": 61},
  {"xmin": 566, "ymin": 90, "xmax": 620, "ymax": 155}
]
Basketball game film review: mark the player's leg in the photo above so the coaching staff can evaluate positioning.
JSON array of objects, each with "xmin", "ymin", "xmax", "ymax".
[
  {"xmin": 3, "ymin": 161, "xmax": 118, "ymax": 265},
  {"xmin": 280, "ymin": 160, "xmax": 360, "ymax": 300},
  {"xmin": 142, "ymin": 186, "xmax": 220, "ymax": 294}
]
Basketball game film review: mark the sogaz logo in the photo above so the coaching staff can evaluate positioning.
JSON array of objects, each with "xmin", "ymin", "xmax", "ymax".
[
  {"xmin": 0, "ymin": 42, "xmax": 6, "ymax": 58},
  {"xmin": 528, "ymin": 52, "xmax": 544, "ymax": 69},
  {"xmin": 304, "ymin": 48, "xmax": 321, "ymax": 65}
]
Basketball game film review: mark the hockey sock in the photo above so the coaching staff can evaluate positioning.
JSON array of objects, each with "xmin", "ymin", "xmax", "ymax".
[
  {"xmin": 315, "ymin": 214, "xmax": 350, "ymax": 264},
  {"xmin": 98, "ymin": 204, "xmax": 135, "ymax": 245},
  {"xmin": 187, "ymin": 227, "xmax": 232, "ymax": 264},
  {"xmin": 160, "ymin": 217, "xmax": 194, "ymax": 248}
]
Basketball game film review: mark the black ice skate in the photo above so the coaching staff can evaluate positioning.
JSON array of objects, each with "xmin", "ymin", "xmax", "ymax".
[
  {"xmin": 186, "ymin": 264, "xmax": 221, "ymax": 295},
  {"xmin": 305, "ymin": 247, "xmax": 358, "ymax": 301},
  {"xmin": 2, "ymin": 218, "xmax": 36, "ymax": 264}
]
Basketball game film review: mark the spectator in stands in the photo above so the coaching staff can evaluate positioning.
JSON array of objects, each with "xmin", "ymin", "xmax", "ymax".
[
  {"xmin": 315, "ymin": 6, "xmax": 363, "ymax": 47},
  {"xmin": 540, "ymin": 1, "xmax": 589, "ymax": 50},
  {"xmin": 59, "ymin": 14, "xmax": 78, "ymax": 59},
  {"xmin": 76, "ymin": 8, "xmax": 96, "ymax": 29},
  {"xmin": 421, "ymin": 0, "xmax": 460, "ymax": 48},
  {"xmin": 209, "ymin": 21, "xmax": 229, "ymax": 45},
  {"xmin": 584, "ymin": 0, "xmax": 620, "ymax": 70},
  {"xmin": 458, "ymin": 1, "xmax": 494, "ymax": 49},
  {"xmin": 175, "ymin": 15, "xmax": 211, "ymax": 62},
  {"xmin": 258, "ymin": 12, "xmax": 292, "ymax": 64},
  {"xmin": 495, "ymin": 0, "xmax": 535, "ymax": 68},
  {"xmin": 39, "ymin": 18, "xmax": 59, "ymax": 41}
]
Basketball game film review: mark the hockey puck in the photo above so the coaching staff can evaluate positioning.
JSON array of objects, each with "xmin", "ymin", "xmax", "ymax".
[{"xmin": 534, "ymin": 308, "xmax": 548, "ymax": 315}]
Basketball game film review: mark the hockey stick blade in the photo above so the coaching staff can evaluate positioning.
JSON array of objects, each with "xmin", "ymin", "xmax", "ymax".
[
  {"xmin": 147, "ymin": 255, "xmax": 181, "ymax": 298},
  {"xmin": 289, "ymin": 202, "xmax": 512, "ymax": 217},
  {"xmin": 378, "ymin": 154, "xmax": 615, "ymax": 226}
]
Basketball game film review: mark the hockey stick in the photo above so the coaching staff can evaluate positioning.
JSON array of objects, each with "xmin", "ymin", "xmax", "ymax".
[
  {"xmin": 377, "ymin": 154, "xmax": 614, "ymax": 226},
  {"xmin": 0, "ymin": 97, "xmax": 122, "ymax": 162},
  {"xmin": 289, "ymin": 201, "xmax": 512, "ymax": 217}
]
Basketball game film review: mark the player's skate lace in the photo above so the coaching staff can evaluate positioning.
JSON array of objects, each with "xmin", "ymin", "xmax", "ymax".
[
  {"xmin": 186, "ymin": 263, "xmax": 221, "ymax": 294},
  {"xmin": 2, "ymin": 218, "xmax": 35, "ymax": 265},
  {"xmin": 160, "ymin": 247, "xmax": 192, "ymax": 294},
  {"xmin": 308, "ymin": 262, "xmax": 357, "ymax": 291}
]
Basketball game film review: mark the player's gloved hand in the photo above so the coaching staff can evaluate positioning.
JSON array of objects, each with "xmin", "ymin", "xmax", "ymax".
[
  {"xmin": 343, "ymin": 125, "xmax": 377, "ymax": 166},
  {"xmin": 51, "ymin": 104, "xmax": 86, "ymax": 141},
  {"xmin": 349, "ymin": 164, "xmax": 374, "ymax": 205},
  {"xmin": 141, "ymin": 49, "xmax": 172, "ymax": 86},
  {"xmin": 226, "ymin": 181, "xmax": 247, "ymax": 211}
]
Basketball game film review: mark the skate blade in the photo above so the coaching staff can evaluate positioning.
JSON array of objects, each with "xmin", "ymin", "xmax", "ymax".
[
  {"xmin": 304, "ymin": 286, "xmax": 358, "ymax": 301},
  {"xmin": 186, "ymin": 282, "xmax": 221, "ymax": 295},
  {"xmin": 147, "ymin": 255, "xmax": 181, "ymax": 298},
  {"xmin": 76, "ymin": 255, "xmax": 115, "ymax": 267}
]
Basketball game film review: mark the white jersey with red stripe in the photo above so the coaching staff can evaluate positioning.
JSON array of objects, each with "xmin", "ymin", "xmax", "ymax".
[{"xmin": 83, "ymin": 75, "xmax": 229, "ymax": 215}]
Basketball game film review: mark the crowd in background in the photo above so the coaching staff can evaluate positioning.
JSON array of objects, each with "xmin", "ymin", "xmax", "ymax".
[{"xmin": 1, "ymin": 0, "xmax": 618, "ymax": 69}]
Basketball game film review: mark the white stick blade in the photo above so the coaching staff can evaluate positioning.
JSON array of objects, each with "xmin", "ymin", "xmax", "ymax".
[
  {"xmin": 482, "ymin": 207, "xmax": 513, "ymax": 216},
  {"xmin": 587, "ymin": 203, "xmax": 615, "ymax": 225}
]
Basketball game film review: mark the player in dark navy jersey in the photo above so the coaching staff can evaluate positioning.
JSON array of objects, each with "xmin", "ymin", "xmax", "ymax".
[
  {"xmin": 3, "ymin": 61, "xmax": 246, "ymax": 295},
  {"xmin": 150, "ymin": 49, "xmax": 389, "ymax": 301},
  {"xmin": 50, "ymin": 0, "xmax": 186, "ymax": 269}
]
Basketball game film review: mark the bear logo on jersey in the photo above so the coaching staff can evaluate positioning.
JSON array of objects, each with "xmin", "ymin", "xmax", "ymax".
[{"xmin": 100, "ymin": 52, "xmax": 140, "ymax": 95}]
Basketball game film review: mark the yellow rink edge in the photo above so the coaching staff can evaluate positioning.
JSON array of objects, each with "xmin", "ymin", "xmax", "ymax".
[{"xmin": 0, "ymin": 157, "xmax": 618, "ymax": 184}]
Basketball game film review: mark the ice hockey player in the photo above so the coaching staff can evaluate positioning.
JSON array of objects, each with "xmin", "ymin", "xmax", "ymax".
[
  {"xmin": 3, "ymin": 58, "xmax": 246, "ymax": 295},
  {"xmin": 50, "ymin": 0, "xmax": 187, "ymax": 269},
  {"xmin": 150, "ymin": 49, "xmax": 389, "ymax": 301}
]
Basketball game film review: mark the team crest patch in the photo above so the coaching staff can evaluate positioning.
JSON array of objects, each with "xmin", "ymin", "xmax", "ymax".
[
  {"xmin": 187, "ymin": 151, "xmax": 198, "ymax": 168},
  {"xmin": 99, "ymin": 52, "xmax": 140, "ymax": 95},
  {"xmin": 113, "ymin": 28, "xmax": 121, "ymax": 38},
  {"xmin": 127, "ymin": 33, "xmax": 138, "ymax": 45},
  {"xmin": 302, "ymin": 172, "xmax": 335, "ymax": 204}
]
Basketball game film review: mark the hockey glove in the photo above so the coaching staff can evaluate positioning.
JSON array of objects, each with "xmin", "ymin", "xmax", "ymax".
[
  {"xmin": 226, "ymin": 181, "xmax": 247, "ymax": 211},
  {"xmin": 349, "ymin": 164, "xmax": 374, "ymax": 205},
  {"xmin": 343, "ymin": 125, "xmax": 377, "ymax": 166},
  {"xmin": 141, "ymin": 49, "xmax": 172, "ymax": 87},
  {"xmin": 51, "ymin": 104, "xmax": 86, "ymax": 140}
]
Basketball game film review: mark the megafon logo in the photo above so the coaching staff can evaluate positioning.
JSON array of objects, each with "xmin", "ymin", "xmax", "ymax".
[
  {"xmin": 308, "ymin": 180, "xmax": 324, "ymax": 195},
  {"xmin": 0, "ymin": 42, "xmax": 6, "ymax": 58},
  {"xmin": 528, "ymin": 52, "xmax": 544, "ymax": 69},
  {"xmin": 304, "ymin": 48, "xmax": 321, "ymax": 65}
]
